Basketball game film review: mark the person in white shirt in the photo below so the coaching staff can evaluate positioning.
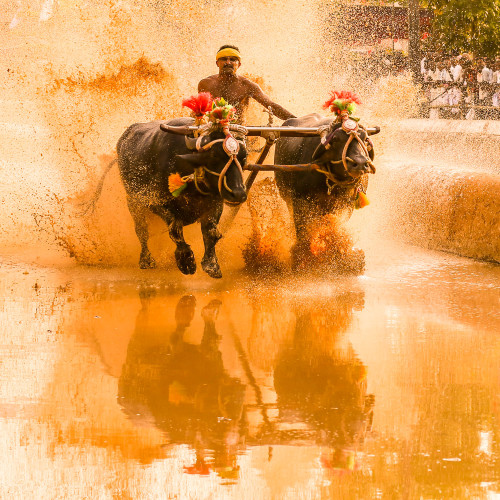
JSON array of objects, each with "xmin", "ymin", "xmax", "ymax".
[
  {"xmin": 425, "ymin": 60, "xmax": 440, "ymax": 82},
  {"xmin": 477, "ymin": 59, "xmax": 493, "ymax": 83},
  {"xmin": 482, "ymin": 61, "xmax": 493, "ymax": 83},
  {"xmin": 447, "ymin": 57, "xmax": 462, "ymax": 115},
  {"xmin": 477, "ymin": 59, "xmax": 494, "ymax": 103},
  {"xmin": 492, "ymin": 60, "xmax": 500, "ymax": 84},
  {"xmin": 450, "ymin": 56, "xmax": 463, "ymax": 82},
  {"xmin": 492, "ymin": 61, "xmax": 500, "ymax": 108},
  {"xmin": 438, "ymin": 60, "xmax": 453, "ymax": 82},
  {"xmin": 426, "ymin": 60, "xmax": 449, "ymax": 118},
  {"xmin": 420, "ymin": 56, "xmax": 427, "ymax": 78}
]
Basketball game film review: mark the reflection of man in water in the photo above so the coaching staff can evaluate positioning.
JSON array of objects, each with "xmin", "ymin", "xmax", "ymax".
[
  {"xmin": 273, "ymin": 292, "xmax": 374, "ymax": 471},
  {"xmin": 198, "ymin": 45, "xmax": 296, "ymax": 124},
  {"xmin": 118, "ymin": 291, "xmax": 246, "ymax": 478}
]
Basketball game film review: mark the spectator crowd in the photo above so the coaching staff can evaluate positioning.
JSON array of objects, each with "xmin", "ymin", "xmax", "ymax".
[{"xmin": 420, "ymin": 54, "xmax": 500, "ymax": 119}]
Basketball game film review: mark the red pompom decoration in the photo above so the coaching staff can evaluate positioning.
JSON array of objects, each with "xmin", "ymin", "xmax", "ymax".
[
  {"xmin": 323, "ymin": 90, "xmax": 362, "ymax": 115},
  {"xmin": 182, "ymin": 92, "xmax": 214, "ymax": 117}
]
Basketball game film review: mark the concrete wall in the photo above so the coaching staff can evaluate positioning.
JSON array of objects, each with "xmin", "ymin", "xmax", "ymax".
[{"xmin": 382, "ymin": 118, "xmax": 500, "ymax": 174}]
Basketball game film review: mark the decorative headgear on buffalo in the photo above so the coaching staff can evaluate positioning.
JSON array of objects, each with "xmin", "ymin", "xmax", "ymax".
[
  {"xmin": 182, "ymin": 92, "xmax": 214, "ymax": 125},
  {"xmin": 168, "ymin": 94, "xmax": 242, "ymax": 197},
  {"xmin": 207, "ymin": 97, "xmax": 237, "ymax": 128},
  {"xmin": 318, "ymin": 89, "xmax": 375, "ymax": 204},
  {"xmin": 323, "ymin": 91, "xmax": 361, "ymax": 124},
  {"xmin": 216, "ymin": 47, "xmax": 241, "ymax": 60},
  {"xmin": 182, "ymin": 93, "xmax": 238, "ymax": 131}
]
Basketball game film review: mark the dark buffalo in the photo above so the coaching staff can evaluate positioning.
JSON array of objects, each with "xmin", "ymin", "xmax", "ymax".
[
  {"xmin": 274, "ymin": 113, "xmax": 378, "ymax": 273},
  {"xmin": 110, "ymin": 117, "xmax": 248, "ymax": 277}
]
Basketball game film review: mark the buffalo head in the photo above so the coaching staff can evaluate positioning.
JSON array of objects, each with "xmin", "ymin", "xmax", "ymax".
[
  {"xmin": 164, "ymin": 124, "xmax": 248, "ymax": 204},
  {"xmin": 312, "ymin": 123, "xmax": 376, "ymax": 180}
]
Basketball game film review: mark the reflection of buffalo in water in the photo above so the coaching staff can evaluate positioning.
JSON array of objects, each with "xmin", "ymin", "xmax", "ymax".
[
  {"xmin": 273, "ymin": 292, "xmax": 374, "ymax": 470},
  {"xmin": 118, "ymin": 288, "xmax": 374, "ymax": 476},
  {"xmin": 118, "ymin": 291, "xmax": 246, "ymax": 478}
]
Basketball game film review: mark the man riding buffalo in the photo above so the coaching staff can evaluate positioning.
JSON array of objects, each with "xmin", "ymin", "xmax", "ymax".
[{"xmin": 198, "ymin": 45, "xmax": 296, "ymax": 123}]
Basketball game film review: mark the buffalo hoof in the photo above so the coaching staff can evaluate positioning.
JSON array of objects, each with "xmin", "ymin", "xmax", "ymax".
[
  {"xmin": 139, "ymin": 251, "xmax": 156, "ymax": 269},
  {"xmin": 201, "ymin": 299, "xmax": 222, "ymax": 322},
  {"xmin": 202, "ymin": 258, "xmax": 222, "ymax": 279},
  {"xmin": 175, "ymin": 246, "xmax": 197, "ymax": 275}
]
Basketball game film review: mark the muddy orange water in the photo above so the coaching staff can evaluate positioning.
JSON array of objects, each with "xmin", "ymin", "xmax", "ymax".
[
  {"xmin": 1, "ymin": 1, "xmax": 500, "ymax": 498},
  {"xmin": 1, "ymin": 248, "xmax": 499, "ymax": 498}
]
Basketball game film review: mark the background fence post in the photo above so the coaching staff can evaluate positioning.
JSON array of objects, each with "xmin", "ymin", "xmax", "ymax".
[{"xmin": 408, "ymin": 0, "xmax": 421, "ymax": 81}]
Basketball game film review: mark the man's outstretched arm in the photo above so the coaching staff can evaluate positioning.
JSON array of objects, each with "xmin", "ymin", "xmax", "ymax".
[{"xmin": 249, "ymin": 82, "xmax": 296, "ymax": 120}]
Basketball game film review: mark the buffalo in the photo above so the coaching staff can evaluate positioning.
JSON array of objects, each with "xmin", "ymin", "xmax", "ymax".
[
  {"xmin": 90, "ymin": 117, "xmax": 248, "ymax": 278},
  {"xmin": 274, "ymin": 113, "xmax": 378, "ymax": 273}
]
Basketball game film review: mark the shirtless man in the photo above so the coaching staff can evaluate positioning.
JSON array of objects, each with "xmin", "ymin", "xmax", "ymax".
[{"xmin": 198, "ymin": 44, "xmax": 296, "ymax": 124}]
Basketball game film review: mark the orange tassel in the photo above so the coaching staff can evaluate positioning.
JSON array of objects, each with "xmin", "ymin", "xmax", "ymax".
[
  {"xmin": 168, "ymin": 173, "xmax": 188, "ymax": 197},
  {"xmin": 354, "ymin": 190, "xmax": 370, "ymax": 209}
]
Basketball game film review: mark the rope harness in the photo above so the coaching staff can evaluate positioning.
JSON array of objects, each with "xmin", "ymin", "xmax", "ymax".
[
  {"xmin": 183, "ymin": 130, "xmax": 246, "ymax": 197},
  {"xmin": 316, "ymin": 116, "xmax": 376, "ymax": 195},
  {"xmin": 172, "ymin": 116, "xmax": 376, "ymax": 199}
]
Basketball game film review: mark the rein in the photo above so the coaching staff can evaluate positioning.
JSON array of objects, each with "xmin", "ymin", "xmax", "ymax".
[{"xmin": 204, "ymin": 154, "xmax": 245, "ymax": 195}]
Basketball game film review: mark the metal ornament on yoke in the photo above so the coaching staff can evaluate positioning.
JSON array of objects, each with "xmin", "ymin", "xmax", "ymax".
[
  {"xmin": 223, "ymin": 135, "xmax": 240, "ymax": 155},
  {"xmin": 342, "ymin": 118, "xmax": 358, "ymax": 133}
]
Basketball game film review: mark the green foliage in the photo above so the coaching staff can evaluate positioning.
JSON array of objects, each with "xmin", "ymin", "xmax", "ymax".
[{"xmin": 425, "ymin": 0, "xmax": 500, "ymax": 57}]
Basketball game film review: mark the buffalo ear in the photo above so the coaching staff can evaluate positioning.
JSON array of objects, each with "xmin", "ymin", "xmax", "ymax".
[{"xmin": 176, "ymin": 152, "xmax": 207, "ymax": 168}]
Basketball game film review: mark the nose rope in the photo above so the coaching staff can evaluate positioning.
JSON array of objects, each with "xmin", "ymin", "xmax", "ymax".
[
  {"xmin": 316, "ymin": 127, "xmax": 376, "ymax": 195},
  {"xmin": 204, "ymin": 154, "xmax": 244, "ymax": 195},
  {"xmin": 189, "ymin": 132, "xmax": 246, "ymax": 197}
]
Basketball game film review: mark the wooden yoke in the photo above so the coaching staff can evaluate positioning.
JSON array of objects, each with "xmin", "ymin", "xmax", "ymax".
[{"xmin": 161, "ymin": 121, "xmax": 380, "ymax": 234}]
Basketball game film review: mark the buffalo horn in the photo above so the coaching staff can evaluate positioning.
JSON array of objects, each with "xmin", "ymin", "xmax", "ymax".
[
  {"xmin": 185, "ymin": 134, "xmax": 212, "ymax": 150},
  {"xmin": 160, "ymin": 123, "xmax": 200, "ymax": 135},
  {"xmin": 184, "ymin": 135, "xmax": 198, "ymax": 150},
  {"xmin": 366, "ymin": 126, "xmax": 381, "ymax": 136}
]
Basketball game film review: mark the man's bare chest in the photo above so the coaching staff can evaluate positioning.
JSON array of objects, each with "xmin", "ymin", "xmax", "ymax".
[{"xmin": 208, "ymin": 81, "xmax": 250, "ymax": 105}]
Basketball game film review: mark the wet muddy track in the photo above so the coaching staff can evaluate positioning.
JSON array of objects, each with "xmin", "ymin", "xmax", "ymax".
[
  {"xmin": 0, "ymin": 242, "xmax": 499, "ymax": 499},
  {"xmin": 1, "ymin": 95, "xmax": 499, "ymax": 499},
  {"xmin": 1, "ymin": 108, "xmax": 499, "ymax": 498}
]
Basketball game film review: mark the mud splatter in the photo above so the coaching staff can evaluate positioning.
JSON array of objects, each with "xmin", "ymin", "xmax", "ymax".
[
  {"xmin": 306, "ymin": 214, "xmax": 365, "ymax": 275},
  {"xmin": 242, "ymin": 178, "xmax": 291, "ymax": 274}
]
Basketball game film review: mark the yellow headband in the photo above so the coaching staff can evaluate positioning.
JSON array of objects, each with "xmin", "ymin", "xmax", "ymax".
[{"xmin": 216, "ymin": 48, "xmax": 241, "ymax": 60}]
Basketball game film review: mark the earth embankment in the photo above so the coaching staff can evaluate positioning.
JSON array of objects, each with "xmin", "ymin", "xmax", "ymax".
[{"xmin": 375, "ymin": 119, "xmax": 500, "ymax": 263}]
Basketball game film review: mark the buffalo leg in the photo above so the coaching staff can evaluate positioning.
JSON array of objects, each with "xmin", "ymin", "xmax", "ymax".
[
  {"xmin": 289, "ymin": 199, "xmax": 312, "ymax": 271},
  {"xmin": 149, "ymin": 206, "xmax": 196, "ymax": 275},
  {"xmin": 127, "ymin": 197, "xmax": 156, "ymax": 269},
  {"xmin": 200, "ymin": 205, "xmax": 223, "ymax": 279}
]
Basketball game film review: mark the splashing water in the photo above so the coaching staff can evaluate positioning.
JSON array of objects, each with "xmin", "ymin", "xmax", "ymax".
[{"xmin": 0, "ymin": 0, "xmax": 426, "ymax": 268}]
